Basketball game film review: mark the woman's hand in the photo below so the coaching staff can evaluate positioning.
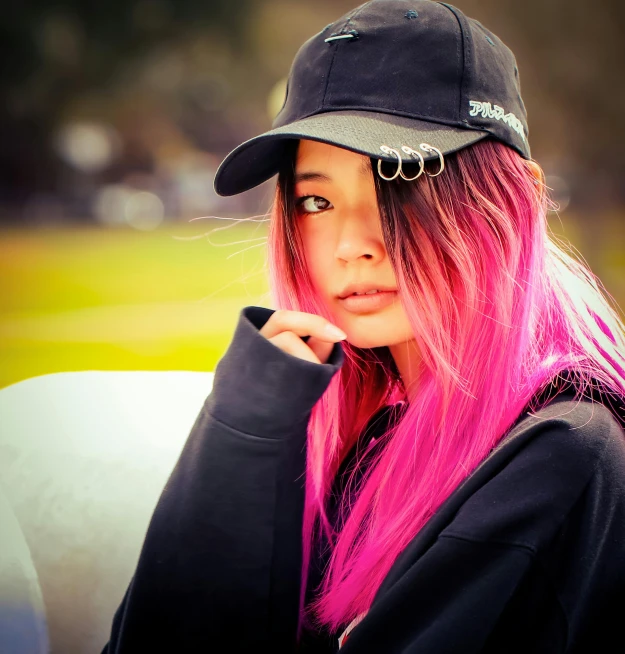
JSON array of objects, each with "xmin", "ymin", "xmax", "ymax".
[{"xmin": 259, "ymin": 309, "xmax": 347, "ymax": 364}]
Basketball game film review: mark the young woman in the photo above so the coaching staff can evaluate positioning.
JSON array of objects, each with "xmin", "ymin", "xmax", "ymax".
[{"xmin": 102, "ymin": 1, "xmax": 625, "ymax": 652}]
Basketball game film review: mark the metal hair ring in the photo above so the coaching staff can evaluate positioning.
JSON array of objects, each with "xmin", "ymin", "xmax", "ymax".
[
  {"xmin": 377, "ymin": 145, "xmax": 403, "ymax": 181},
  {"xmin": 419, "ymin": 143, "xmax": 445, "ymax": 177},
  {"xmin": 399, "ymin": 145, "xmax": 425, "ymax": 180}
]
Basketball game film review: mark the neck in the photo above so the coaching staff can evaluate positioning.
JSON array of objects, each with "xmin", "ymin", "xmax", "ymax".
[{"xmin": 388, "ymin": 338, "xmax": 421, "ymax": 402}]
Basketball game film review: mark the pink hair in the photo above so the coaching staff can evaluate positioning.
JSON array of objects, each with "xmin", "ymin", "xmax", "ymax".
[{"xmin": 265, "ymin": 138, "xmax": 625, "ymax": 633}]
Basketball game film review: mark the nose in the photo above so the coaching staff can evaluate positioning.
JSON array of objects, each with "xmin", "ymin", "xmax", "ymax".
[{"xmin": 334, "ymin": 211, "xmax": 387, "ymax": 264}]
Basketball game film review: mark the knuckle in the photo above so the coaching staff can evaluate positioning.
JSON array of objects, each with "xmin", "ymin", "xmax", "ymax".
[{"xmin": 266, "ymin": 309, "xmax": 284, "ymax": 328}]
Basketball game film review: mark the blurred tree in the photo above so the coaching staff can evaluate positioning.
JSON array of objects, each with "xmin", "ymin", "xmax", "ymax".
[
  {"xmin": 0, "ymin": 0, "xmax": 623, "ymax": 222},
  {"xmin": 0, "ymin": 0, "xmax": 253, "ymax": 221}
]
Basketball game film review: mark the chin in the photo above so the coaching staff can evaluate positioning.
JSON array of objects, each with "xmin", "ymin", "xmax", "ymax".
[
  {"xmin": 328, "ymin": 301, "xmax": 413, "ymax": 347},
  {"xmin": 345, "ymin": 335, "xmax": 387, "ymax": 349},
  {"xmin": 339, "ymin": 322, "xmax": 410, "ymax": 350}
]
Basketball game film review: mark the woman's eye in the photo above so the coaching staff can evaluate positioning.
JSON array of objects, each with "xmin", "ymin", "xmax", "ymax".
[{"xmin": 296, "ymin": 195, "xmax": 332, "ymax": 214}]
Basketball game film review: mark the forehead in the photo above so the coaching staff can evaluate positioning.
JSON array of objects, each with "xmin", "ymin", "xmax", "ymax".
[{"xmin": 295, "ymin": 139, "xmax": 371, "ymax": 174}]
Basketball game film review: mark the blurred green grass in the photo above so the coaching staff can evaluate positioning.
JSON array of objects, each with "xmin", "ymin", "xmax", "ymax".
[
  {"xmin": 0, "ymin": 220, "xmax": 271, "ymax": 390},
  {"xmin": 1, "ymin": 213, "xmax": 623, "ymax": 391}
]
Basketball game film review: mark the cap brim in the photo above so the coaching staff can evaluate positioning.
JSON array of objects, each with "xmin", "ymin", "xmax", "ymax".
[{"xmin": 213, "ymin": 110, "xmax": 489, "ymax": 197}]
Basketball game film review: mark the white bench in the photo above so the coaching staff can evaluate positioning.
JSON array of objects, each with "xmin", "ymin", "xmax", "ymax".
[{"xmin": 0, "ymin": 371, "xmax": 214, "ymax": 654}]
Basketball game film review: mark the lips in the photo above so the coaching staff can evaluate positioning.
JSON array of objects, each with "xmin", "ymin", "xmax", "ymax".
[
  {"xmin": 349, "ymin": 290, "xmax": 381, "ymax": 296},
  {"xmin": 338, "ymin": 290, "xmax": 398, "ymax": 314},
  {"xmin": 338, "ymin": 283, "xmax": 397, "ymax": 299}
]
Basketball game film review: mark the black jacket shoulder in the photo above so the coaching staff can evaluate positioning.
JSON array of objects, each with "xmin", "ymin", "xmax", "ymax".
[{"xmin": 342, "ymin": 392, "xmax": 625, "ymax": 654}]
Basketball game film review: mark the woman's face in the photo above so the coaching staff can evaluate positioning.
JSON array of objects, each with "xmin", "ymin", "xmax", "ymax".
[{"xmin": 294, "ymin": 139, "xmax": 415, "ymax": 350}]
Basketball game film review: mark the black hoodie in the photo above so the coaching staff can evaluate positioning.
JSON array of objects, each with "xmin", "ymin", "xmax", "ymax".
[{"xmin": 101, "ymin": 306, "xmax": 625, "ymax": 653}]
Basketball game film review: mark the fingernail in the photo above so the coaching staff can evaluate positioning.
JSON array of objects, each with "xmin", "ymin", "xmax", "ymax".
[{"xmin": 325, "ymin": 324, "xmax": 347, "ymax": 340}]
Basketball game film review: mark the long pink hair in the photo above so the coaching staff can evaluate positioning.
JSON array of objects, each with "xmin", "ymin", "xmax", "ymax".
[{"xmin": 265, "ymin": 138, "xmax": 625, "ymax": 633}]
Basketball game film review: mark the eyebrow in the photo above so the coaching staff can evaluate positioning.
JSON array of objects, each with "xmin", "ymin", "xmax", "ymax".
[{"xmin": 294, "ymin": 157, "xmax": 371, "ymax": 184}]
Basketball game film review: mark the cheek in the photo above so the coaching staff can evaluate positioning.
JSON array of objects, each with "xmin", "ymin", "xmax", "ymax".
[{"xmin": 301, "ymin": 227, "xmax": 334, "ymax": 290}]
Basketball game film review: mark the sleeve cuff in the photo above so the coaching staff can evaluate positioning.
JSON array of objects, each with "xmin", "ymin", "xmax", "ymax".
[{"xmin": 204, "ymin": 306, "xmax": 344, "ymax": 439}]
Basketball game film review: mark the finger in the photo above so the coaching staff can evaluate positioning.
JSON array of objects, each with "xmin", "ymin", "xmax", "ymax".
[
  {"xmin": 306, "ymin": 336, "xmax": 336, "ymax": 365},
  {"xmin": 260, "ymin": 309, "xmax": 347, "ymax": 343},
  {"xmin": 268, "ymin": 332, "xmax": 321, "ymax": 364}
]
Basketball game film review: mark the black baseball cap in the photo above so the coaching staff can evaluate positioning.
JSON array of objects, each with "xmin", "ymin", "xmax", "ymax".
[{"xmin": 213, "ymin": 0, "xmax": 531, "ymax": 197}]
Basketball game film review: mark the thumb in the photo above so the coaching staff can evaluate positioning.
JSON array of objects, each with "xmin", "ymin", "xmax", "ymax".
[{"xmin": 306, "ymin": 336, "xmax": 340, "ymax": 364}]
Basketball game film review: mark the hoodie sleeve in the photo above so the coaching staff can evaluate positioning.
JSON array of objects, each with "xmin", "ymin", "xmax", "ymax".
[{"xmin": 100, "ymin": 306, "xmax": 344, "ymax": 654}]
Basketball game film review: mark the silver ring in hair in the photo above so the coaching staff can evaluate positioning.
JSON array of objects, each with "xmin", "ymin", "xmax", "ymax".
[
  {"xmin": 419, "ymin": 143, "xmax": 445, "ymax": 177},
  {"xmin": 399, "ymin": 145, "xmax": 425, "ymax": 180},
  {"xmin": 377, "ymin": 145, "xmax": 403, "ymax": 181}
]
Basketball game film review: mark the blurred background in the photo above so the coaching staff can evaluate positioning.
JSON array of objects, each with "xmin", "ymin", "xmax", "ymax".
[{"xmin": 1, "ymin": 0, "xmax": 624, "ymax": 390}]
